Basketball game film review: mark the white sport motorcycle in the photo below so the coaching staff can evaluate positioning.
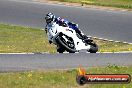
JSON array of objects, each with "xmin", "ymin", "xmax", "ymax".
[{"xmin": 46, "ymin": 23, "xmax": 98, "ymax": 53}]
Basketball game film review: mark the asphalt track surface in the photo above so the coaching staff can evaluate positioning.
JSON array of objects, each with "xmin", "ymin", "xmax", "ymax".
[
  {"xmin": 0, "ymin": 0, "xmax": 132, "ymax": 71},
  {"xmin": 0, "ymin": 0, "xmax": 132, "ymax": 43},
  {"xmin": 0, "ymin": 53, "xmax": 132, "ymax": 72}
]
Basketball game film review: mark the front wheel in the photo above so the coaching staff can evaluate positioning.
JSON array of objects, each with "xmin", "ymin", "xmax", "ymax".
[
  {"xmin": 57, "ymin": 47, "xmax": 65, "ymax": 53},
  {"xmin": 56, "ymin": 33, "xmax": 77, "ymax": 53}
]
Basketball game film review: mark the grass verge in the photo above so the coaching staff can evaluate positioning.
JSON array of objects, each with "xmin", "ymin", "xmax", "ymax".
[
  {"xmin": 94, "ymin": 38, "xmax": 132, "ymax": 52},
  {"xmin": 0, "ymin": 65, "xmax": 132, "ymax": 88},
  {"xmin": 50, "ymin": 0, "xmax": 132, "ymax": 9},
  {"xmin": 0, "ymin": 24, "xmax": 131, "ymax": 53},
  {"xmin": 0, "ymin": 24, "xmax": 56, "ymax": 53}
]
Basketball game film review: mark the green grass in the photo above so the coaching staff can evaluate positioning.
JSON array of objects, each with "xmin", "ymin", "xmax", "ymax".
[
  {"xmin": 0, "ymin": 65, "xmax": 132, "ymax": 88},
  {"xmin": 51, "ymin": 0, "xmax": 132, "ymax": 9},
  {"xmin": 0, "ymin": 24, "xmax": 131, "ymax": 53},
  {"xmin": 94, "ymin": 39, "xmax": 132, "ymax": 52},
  {"xmin": 0, "ymin": 24, "xmax": 56, "ymax": 53}
]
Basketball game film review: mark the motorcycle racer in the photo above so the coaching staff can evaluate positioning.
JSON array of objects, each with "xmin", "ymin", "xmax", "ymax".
[{"xmin": 45, "ymin": 12, "xmax": 90, "ymax": 44}]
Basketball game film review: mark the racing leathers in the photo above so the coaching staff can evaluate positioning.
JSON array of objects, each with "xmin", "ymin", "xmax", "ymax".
[
  {"xmin": 54, "ymin": 17, "xmax": 88, "ymax": 40},
  {"xmin": 45, "ymin": 17, "xmax": 89, "ymax": 44},
  {"xmin": 54, "ymin": 17, "xmax": 85, "ymax": 38}
]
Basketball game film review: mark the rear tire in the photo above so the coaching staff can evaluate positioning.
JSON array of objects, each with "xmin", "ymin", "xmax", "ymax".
[{"xmin": 88, "ymin": 43, "xmax": 98, "ymax": 53}]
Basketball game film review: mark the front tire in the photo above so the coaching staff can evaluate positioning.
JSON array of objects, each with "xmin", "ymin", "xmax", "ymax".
[
  {"xmin": 57, "ymin": 47, "xmax": 65, "ymax": 53},
  {"xmin": 56, "ymin": 33, "xmax": 77, "ymax": 53}
]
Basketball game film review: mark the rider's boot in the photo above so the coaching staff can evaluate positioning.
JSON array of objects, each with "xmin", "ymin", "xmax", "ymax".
[
  {"xmin": 75, "ymin": 29, "xmax": 93, "ymax": 44},
  {"xmin": 82, "ymin": 35, "xmax": 93, "ymax": 44}
]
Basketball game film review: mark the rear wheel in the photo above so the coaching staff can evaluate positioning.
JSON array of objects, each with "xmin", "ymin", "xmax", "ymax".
[{"xmin": 88, "ymin": 42, "xmax": 98, "ymax": 53}]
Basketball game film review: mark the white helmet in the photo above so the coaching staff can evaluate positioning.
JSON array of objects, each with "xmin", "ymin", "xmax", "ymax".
[{"xmin": 45, "ymin": 13, "xmax": 55, "ymax": 24}]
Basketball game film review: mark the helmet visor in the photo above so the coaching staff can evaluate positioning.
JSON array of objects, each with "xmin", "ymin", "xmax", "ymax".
[{"xmin": 45, "ymin": 16, "xmax": 53, "ymax": 23}]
